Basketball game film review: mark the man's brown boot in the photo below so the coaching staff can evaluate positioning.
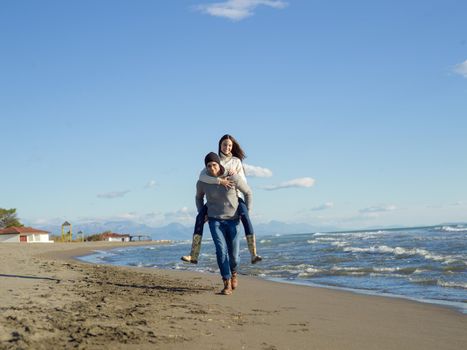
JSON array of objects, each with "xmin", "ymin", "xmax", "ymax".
[
  {"xmin": 231, "ymin": 272, "xmax": 238, "ymax": 290},
  {"xmin": 221, "ymin": 278, "xmax": 232, "ymax": 295}
]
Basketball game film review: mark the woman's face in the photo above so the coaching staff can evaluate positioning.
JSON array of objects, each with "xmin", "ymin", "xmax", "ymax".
[
  {"xmin": 207, "ymin": 161, "xmax": 221, "ymax": 176},
  {"xmin": 220, "ymin": 139, "xmax": 233, "ymax": 155}
]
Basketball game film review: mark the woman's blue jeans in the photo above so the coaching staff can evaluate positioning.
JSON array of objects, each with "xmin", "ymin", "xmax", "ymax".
[{"xmin": 208, "ymin": 218, "xmax": 241, "ymax": 280}]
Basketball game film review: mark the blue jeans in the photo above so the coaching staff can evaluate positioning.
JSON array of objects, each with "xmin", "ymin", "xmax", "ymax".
[
  {"xmin": 194, "ymin": 198, "xmax": 253, "ymax": 237},
  {"xmin": 208, "ymin": 218, "xmax": 241, "ymax": 280}
]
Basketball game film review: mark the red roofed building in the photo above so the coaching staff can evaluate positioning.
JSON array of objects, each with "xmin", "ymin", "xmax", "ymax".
[
  {"xmin": 0, "ymin": 226, "xmax": 53, "ymax": 243},
  {"xmin": 101, "ymin": 232, "xmax": 130, "ymax": 242}
]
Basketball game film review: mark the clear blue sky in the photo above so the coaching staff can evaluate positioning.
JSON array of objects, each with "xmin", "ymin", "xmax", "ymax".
[{"xmin": 1, "ymin": 0, "xmax": 466, "ymax": 230}]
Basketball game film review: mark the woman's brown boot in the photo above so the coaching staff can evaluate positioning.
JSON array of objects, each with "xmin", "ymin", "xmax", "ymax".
[
  {"xmin": 246, "ymin": 235, "xmax": 262, "ymax": 264},
  {"xmin": 181, "ymin": 234, "xmax": 202, "ymax": 264}
]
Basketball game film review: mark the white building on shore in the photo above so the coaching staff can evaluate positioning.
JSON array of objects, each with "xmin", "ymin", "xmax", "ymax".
[
  {"xmin": 0, "ymin": 226, "xmax": 54, "ymax": 243},
  {"xmin": 101, "ymin": 232, "xmax": 130, "ymax": 242}
]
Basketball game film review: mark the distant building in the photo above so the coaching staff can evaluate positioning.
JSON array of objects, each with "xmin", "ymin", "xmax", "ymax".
[
  {"xmin": 101, "ymin": 232, "xmax": 130, "ymax": 242},
  {"xmin": 0, "ymin": 226, "xmax": 53, "ymax": 243}
]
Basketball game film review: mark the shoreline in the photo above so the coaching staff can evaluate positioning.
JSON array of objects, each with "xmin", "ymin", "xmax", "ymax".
[
  {"xmin": 78, "ymin": 242, "xmax": 467, "ymax": 315},
  {"xmin": 1, "ymin": 242, "xmax": 466, "ymax": 349},
  {"xmin": 266, "ymin": 277, "xmax": 467, "ymax": 315}
]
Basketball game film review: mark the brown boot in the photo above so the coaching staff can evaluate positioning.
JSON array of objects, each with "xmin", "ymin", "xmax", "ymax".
[
  {"xmin": 246, "ymin": 235, "xmax": 262, "ymax": 264},
  {"xmin": 221, "ymin": 278, "xmax": 232, "ymax": 295},
  {"xmin": 231, "ymin": 272, "xmax": 238, "ymax": 290},
  {"xmin": 181, "ymin": 234, "xmax": 202, "ymax": 264}
]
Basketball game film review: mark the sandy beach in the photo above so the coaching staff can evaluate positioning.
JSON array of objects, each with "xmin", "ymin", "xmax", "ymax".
[{"xmin": 0, "ymin": 242, "xmax": 466, "ymax": 350}]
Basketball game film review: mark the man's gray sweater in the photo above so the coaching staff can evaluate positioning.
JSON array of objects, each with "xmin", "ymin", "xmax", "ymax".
[{"xmin": 195, "ymin": 175, "xmax": 252, "ymax": 220}]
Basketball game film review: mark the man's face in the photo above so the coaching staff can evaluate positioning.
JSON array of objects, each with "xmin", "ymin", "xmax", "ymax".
[{"xmin": 207, "ymin": 161, "xmax": 221, "ymax": 176}]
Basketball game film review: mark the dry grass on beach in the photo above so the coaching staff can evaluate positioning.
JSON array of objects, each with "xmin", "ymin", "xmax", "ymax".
[{"xmin": 1, "ymin": 242, "xmax": 466, "ymax": 350}]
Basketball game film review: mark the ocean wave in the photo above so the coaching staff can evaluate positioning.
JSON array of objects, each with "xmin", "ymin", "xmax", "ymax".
[
  {"xmin": 91, "ymin": 249, "xmax": 117, "ymax": 256},
  {"xmin": 443, "ymin": 265, "xmax": 467, "ymax": 273},
  {"xmin": 409, "ymin": 278, "xmax": 467, "ymax": 290},
  {"xmin": 331, "ymin": 241, "xmax": 348, "ymax": 247},
  {"xmin": 333, "ymin": 231, "xmax": 388, "ymax": 240},
  {"xmin": 327, "ymin": 267, "xmax": 369, "ymax": 276},
  {"xmin": 439, "ymin": 225, "xmax": 467, "ymax": 232},
  {"xmin": 342, "ymin": 245, "xmax": 465, "ymax": 265},
  {"xmin": 317, "ymin": 237, "xmax": 339, "ymax": 241},
  {"xmin": 307, "ymin": 237, "xmax": 345, "ymax": 245},
  {"xmin": 262, "ymin": 264, "xmax": 323, "ymax": 277},
  {"xmin": 437, "ymin": 281, "xmax": 467, "ymax": 289},
  {"xmin": 297, "ymin": 267, "xmax": 323, "ymax": 277},
  {"xmin": 328, "ymin": 266, "xmax": 417, "ymax": 276},
  {"xmin": 408, "ymin": 278, "xmax": 438, "ymax": 286}
]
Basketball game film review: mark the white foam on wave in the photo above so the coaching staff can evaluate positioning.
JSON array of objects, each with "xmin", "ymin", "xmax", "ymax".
[
  {"xmin": 334, "ymin": 231, "xmax": 388, "ymax": 240},
  {"xmin": 440, "ymin": 226, "xmax": 467, "ymax": 232},
  {"xmin": 373, "ymin": 267, "xmax": 399, "ymax": 272},
  {"xmin": 297, "ymin": 267, "xmax": 323, "ymax": 277},
  {"xmin": 307, "ymin": 237, "xmax": 341, "ymax": 243},
  {"xmin": 437, "ymin": 281, "xmax": 467, "ymax": 289},
  {"xmin": 331, "ymin": 241, "xmax": 348, "ymax": 248},
  {"xmin": 318, "ymin": 237, "xmax": 340, "ymax": 242},
  {"xmin": 312, "ymin": 232, "xmax": 325, "ymax": 236},
  {"xmin": 271, "ymin": 263, "xmax": 322, "ymax": 276},
  {"xmin": 331, "ymin": 266, "xmax": 361, "ymax": 271},
  {"xmin": 325, "ymin": 266, "xmax": 424, "ymax": 277},
  {"xmin": 342, "ymin": 245, "xmax": 466, "ymax": 265}
]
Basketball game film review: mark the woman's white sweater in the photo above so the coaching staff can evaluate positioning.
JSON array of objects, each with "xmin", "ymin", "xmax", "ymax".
[{"xmin": 198, "ymin": 153, "xmax": 246, "ymax": 184}]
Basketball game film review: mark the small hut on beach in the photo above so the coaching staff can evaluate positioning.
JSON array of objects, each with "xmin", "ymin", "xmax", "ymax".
[
  {"xmin": 0, "ymin": 226, "xmax": 53, "ymax": 243},
  {"xmin": 101, "ymin": 232, "xmax": 130, "ymax": 242}
]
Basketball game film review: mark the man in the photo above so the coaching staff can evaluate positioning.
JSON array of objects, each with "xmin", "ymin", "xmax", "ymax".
[{"xmin": 195, "ymin": 152, "xmax": 252, "ymax": 295}]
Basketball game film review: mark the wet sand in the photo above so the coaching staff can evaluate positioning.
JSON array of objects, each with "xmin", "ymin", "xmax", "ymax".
[{"xmin": 0, "ymin": 242, "xmax": 466, "ymax": 350}]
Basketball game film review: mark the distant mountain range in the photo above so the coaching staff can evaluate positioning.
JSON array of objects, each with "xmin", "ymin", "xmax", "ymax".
[
  {"xmin": 35, "ymin": 220, "xmax": 339, "ymax": 241},
  {"xmin": 33, "ymin": 220, "xmax": 467, "ymax": 241}
]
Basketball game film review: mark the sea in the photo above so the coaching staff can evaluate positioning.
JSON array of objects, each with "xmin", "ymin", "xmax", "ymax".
[{"xmin": 78, "ymin": 224, "xmax": 467, "ymax": 314}]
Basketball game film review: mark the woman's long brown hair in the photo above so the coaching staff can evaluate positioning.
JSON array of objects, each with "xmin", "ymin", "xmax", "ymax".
[{"xmin": 218, "ymin": 134, "xmax": 246, "ymax": 161}]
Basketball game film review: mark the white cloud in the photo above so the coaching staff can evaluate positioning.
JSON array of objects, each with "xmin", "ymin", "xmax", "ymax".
[
  {"xmin": 164, "ymin": 207, "xmax": 197, "ymax": 224},
  {"xmin": 453, "ymin": 59, "xmax": 467, "ymax": 78},
  {"xmin": 97, "ymin": 190, "xmax": 130, "ymax": 199},
  {"xmin": 104, "ymin": 211, "xmax": 165, "ymax": 227},
  {"xmin": 311, "ymin": 202, "xmax": 334, "ymax": 211},
  {"xmin": 80, "ymin": 208, "xmax": 194, "ymax": 227},
  {"xmin": 117, "ymin": 212, "xmax": 139, "ymax": 220},
  {"xmin": 262, "ymin": 177, "xmax": 315, "ymax": 190},
  {"xmin": 195, "ymin": 0, "xmax": 288, "ymax": 21},
  {"xmin": 359, "ymin": 205, "xmax": 397, "ymax": 214},
  {"xmin": 243, "ymin": 163, "xmax": 273, "ymax": 177},
  {"xmin": 145, "ymin": 180, "xmax": 157, "ymax": 189},
  {"xmin": 28, "ymin": 217, "xmax": 67, "ymax": 226}
]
